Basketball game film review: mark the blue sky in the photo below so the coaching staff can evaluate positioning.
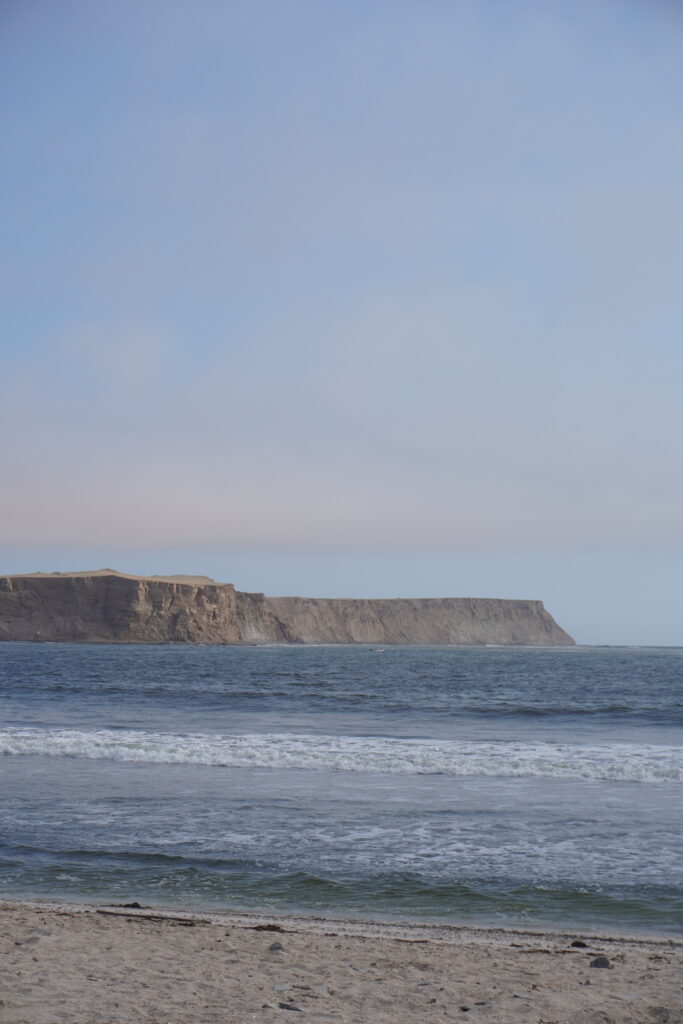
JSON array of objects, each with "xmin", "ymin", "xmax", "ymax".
[{"xmin": 2, "ymin": 1, "xmax": 683, "ymax": 644}]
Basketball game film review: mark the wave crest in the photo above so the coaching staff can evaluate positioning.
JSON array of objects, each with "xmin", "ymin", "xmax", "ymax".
[{"xmin": 1, "ymin": 727, "xmax": 681, "ymax": 783}]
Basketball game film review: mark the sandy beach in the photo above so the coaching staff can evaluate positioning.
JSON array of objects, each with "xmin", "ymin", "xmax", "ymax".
[{"xmin": 1, "ymin": 900, "xmax": 680, "ymax": 1024}]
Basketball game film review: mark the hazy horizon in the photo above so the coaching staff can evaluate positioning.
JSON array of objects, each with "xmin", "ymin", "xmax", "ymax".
[{"xmin": 2, "ymin": 2, "xmax": 682, "ymax": 646}]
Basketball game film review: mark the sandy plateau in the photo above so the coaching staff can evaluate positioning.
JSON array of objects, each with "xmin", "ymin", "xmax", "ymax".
[{"xmin": 1, "ymin": 901, "xmax": 680, "ymax": 1024}]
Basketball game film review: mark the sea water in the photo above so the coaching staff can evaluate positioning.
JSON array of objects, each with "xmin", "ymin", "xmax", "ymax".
[{"xmin": 1, "ymin": 643, "xmax": 681, "ymax": 934}]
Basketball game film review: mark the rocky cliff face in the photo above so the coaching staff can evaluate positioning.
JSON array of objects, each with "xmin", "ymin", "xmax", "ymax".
[
  {"xmin": 0, "ymin": 571, "xmax": 243, "ymax": 644},
  {"xmin": 0, "ymin": 570, "xmax": 575, "ymax": 646},
  {"xmin": 264, "ymin": 595, "xmax": 573, "ymax": 646}
]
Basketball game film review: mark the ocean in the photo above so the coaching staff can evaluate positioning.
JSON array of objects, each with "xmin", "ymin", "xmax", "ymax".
[{"xmin": 1, "ymin": 642, "xmax": 681, "ymax": 934}]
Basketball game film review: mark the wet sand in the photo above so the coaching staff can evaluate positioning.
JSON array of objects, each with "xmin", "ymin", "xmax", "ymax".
[{"xmin": 1, "ymin": 900, "xmax": 681, "ymax": 1023}]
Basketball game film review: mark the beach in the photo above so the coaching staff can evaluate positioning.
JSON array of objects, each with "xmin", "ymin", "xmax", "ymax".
[
  {"xmin": 2, "ymin": 899, "xmax": 681, "ymax": 1024},
  {"xmin": 2, "ymin": 644, "xmax": 681, "ymax": 1021}
]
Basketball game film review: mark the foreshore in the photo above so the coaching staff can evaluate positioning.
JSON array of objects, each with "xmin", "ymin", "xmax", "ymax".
[{"xmin": 1, "ymin": 899, "xmax": 681, "ymax": 1023}]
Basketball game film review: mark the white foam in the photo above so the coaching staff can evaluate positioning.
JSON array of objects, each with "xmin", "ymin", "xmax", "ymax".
[{"xmin": 1, "ymin": 727, "xmax": 681, "ymax": 783}]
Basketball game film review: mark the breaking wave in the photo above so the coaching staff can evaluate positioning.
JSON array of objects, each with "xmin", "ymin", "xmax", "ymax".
[{"xmin": 1, "ymin": 727, "xmax": 681, "ymax": 783}]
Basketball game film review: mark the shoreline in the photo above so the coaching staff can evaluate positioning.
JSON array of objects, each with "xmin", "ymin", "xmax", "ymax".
[
  {"xmin": 2, "ymin": 896, "xmax": 681, "ymax": 948},
  {"xmin": 2, "ymin": 898, "xmax": 681, "ymax": 1023}
]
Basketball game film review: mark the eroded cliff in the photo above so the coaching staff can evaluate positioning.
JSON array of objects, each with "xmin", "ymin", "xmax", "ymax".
[
  {"xmin": 0, "ymin": 570, "xmax": 575, "ymax": 645},
  {"xmin": 264, "ymin": 595, "xmax": 573, "ymax": 646}
]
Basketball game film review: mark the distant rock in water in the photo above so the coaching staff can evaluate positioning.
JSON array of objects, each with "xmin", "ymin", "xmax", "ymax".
[{"xmin": 0, "ymin": 569, "xmax": 575, "ymax": 646}]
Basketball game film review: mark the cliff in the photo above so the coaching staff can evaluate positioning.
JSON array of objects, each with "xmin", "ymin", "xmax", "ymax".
[
  {"xmin": 0, "ymin": 570, "xmax": 575, "ymax": 646},
  {"xmin": 264, "ymin": 595, "xmax": 573, "ymax": 646}
]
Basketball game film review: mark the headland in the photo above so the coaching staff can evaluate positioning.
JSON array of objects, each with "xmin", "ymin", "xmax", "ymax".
[{"xmin": 0, "ymin": 569, "xmax": 574, "ymax": 645}]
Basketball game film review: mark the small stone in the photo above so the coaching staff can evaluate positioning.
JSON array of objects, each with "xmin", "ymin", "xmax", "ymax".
[
  {"xmin": 278, "ymin": 1002, "xmax": 302, "ymax": 1012},
  {"xmin": 590, "ymin": 956, "xmax": 612, "ymax": 969},
  {"xmin": 269, "ymin": 941, "xmax": 284, "ymax": 952},
  {"xmin": 571, "ymin": 940, "xmax": 587, "ymax": 948}
]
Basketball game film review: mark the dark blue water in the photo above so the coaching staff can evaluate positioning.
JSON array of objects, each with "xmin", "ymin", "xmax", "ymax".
[{"xmin": 1, "ymin": 643, "xmax": 681, "ymax": 933}]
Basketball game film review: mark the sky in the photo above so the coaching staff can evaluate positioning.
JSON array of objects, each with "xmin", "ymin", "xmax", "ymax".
[{"xmin": 1, "ymin": 1, "xmax": 683, "ymax": 645}]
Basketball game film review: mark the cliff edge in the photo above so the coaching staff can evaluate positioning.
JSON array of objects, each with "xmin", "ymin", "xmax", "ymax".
[{"xmin": 0, "ymin": 570, "xmax": 575, "ymax": 646}]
